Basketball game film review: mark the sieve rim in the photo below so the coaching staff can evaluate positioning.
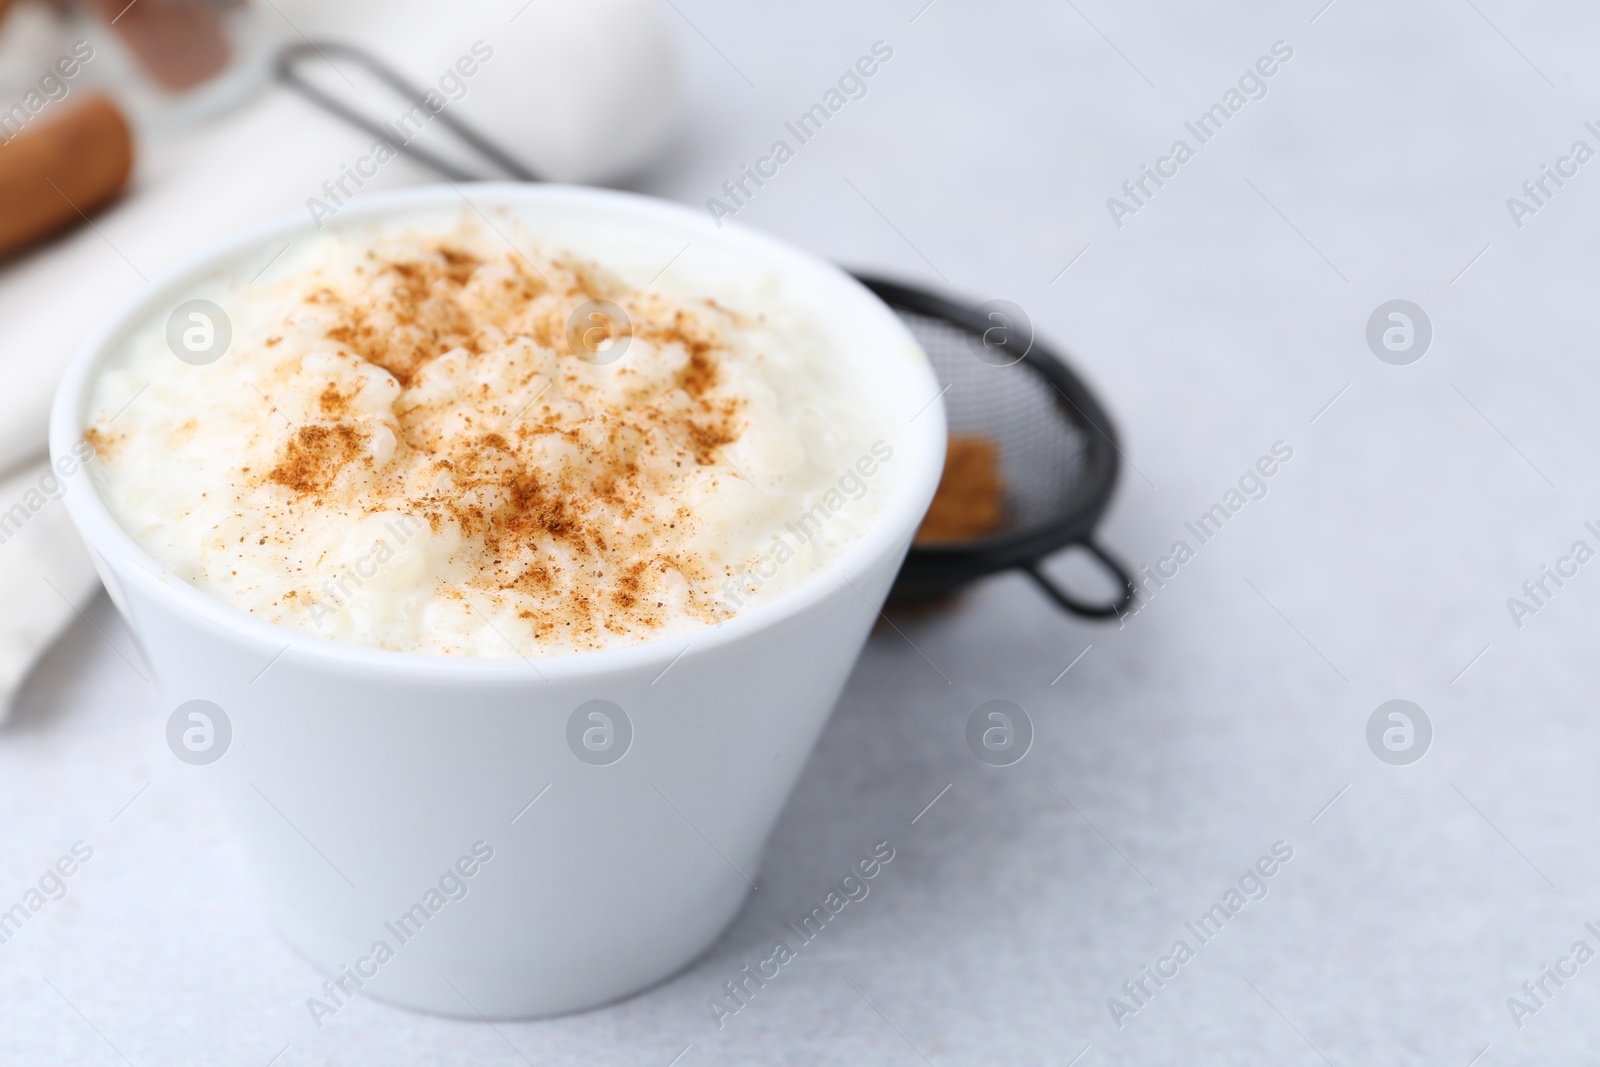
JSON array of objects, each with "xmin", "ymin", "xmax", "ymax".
[{"xmin": 854, "ymin": 274, "xmax": 1123, "ymax": 604}]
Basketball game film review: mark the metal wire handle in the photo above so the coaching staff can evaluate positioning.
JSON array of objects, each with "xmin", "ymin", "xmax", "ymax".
[
  {"xmin": 1023, "ymin": 539, "xmax": 1135, "ymax": 619},
  {"xmin": 274, "ymin": 40, "xmax": 538, "ymax": 183}
]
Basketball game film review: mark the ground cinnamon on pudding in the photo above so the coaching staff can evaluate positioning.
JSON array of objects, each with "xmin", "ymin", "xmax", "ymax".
[
  {"xmin": 82, "ymin": 425, "xmax": 119, "ymax": 462},
  {"xmin": 84, "ymin": 215, "xmax": 892, "ymax": 657},
  {"xmin": 233, "ymin": 239, "xmax": 749, "ymax": 647},
  {"xmin": 267, "ymin": 424, "xmax": 367, "ymax": 496},
  {"xmin": 915, "ymin": 433, "xmax": 1004, "ymax": 543}
]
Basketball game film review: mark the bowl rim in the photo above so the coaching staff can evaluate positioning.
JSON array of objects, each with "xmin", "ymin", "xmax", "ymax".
[{"xmin": 48, "ymin": 182, "xmax": 947, "ymax": 683}]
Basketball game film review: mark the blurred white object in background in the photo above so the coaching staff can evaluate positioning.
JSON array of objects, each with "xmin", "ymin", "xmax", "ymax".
[
  {"xmin": 411, "ymin": 0, "xmax": 682, "ymax": 184},
  {"xmin": 267, "ymin": 0, "xmax": 682, "ymax": 183}
]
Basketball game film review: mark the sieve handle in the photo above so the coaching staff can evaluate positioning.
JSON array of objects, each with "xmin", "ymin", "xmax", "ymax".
[
  {"xmin": 273, "ymin": 41, "xmax": 539, "ymax": 183},
  {"xmin": 1023, "ymin": 539, "xmax": 1135, "ymax": 620}
]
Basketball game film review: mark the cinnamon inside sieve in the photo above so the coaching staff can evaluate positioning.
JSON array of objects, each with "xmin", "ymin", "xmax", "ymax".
[
  {"xmin": 859, "ymin": 276, "xmax": 1134, "ymax": 619},
  {"xmin": 915, "ymin": 434, "xmax": 1005, "ymax": 545}
]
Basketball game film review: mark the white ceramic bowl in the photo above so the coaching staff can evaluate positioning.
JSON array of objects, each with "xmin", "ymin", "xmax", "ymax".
[{"xmin": 48, "ymin": 183, "xmax": 946, "ymax": 1018}]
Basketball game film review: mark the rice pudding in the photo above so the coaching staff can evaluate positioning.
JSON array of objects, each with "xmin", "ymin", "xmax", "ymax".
[{"xmin": 82, "ymin": 208, "xmax": 898, "ymax": 656}]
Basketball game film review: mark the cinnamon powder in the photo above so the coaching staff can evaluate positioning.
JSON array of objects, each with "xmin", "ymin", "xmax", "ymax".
[
  {"xmin": 267, "ymin": 424, "xmax": 367, "ymax": 496},
  {"xmin": 915, "ymin": 433, "xmax": 1004, "ymax": 544},
  {"xmin": 247, "ymin": 240, "xmax": 747, "ymax": 647}
]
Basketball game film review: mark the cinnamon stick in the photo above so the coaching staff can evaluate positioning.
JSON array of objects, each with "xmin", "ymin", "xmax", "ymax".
[{"xmin": 0, "ymin": 93, "xmax": 133, "ymax": 262}]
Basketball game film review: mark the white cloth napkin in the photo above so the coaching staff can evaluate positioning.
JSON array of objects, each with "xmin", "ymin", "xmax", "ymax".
[{"xmin": 0, "ymin": 461, "xmax": 101, "ymax": 703}]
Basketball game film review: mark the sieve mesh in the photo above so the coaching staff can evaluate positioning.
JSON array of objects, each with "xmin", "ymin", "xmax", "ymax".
[
  {"xmin": 891, "ymin": 309, "xmax": 1095, "ymax": 540},
  {"xmin": 865, "ymin": 274, "xmax": 1132, "ymax": 617}
]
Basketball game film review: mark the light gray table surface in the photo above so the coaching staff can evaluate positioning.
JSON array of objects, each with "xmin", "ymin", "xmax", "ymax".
[{"xmin": 4, "ymin": 1, "xmax": 1599, "ymax": 1063}]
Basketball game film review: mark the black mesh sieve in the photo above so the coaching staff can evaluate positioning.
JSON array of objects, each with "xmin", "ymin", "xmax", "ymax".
[{"xmin": 857, "ymin": 276, "xmax": 1134, "ymax": 618}]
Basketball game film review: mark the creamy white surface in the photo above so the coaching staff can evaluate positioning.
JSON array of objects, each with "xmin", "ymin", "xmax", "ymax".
[{"xmin": 84, "ymin": 209, "xmax": 898, "ymax": 656}]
